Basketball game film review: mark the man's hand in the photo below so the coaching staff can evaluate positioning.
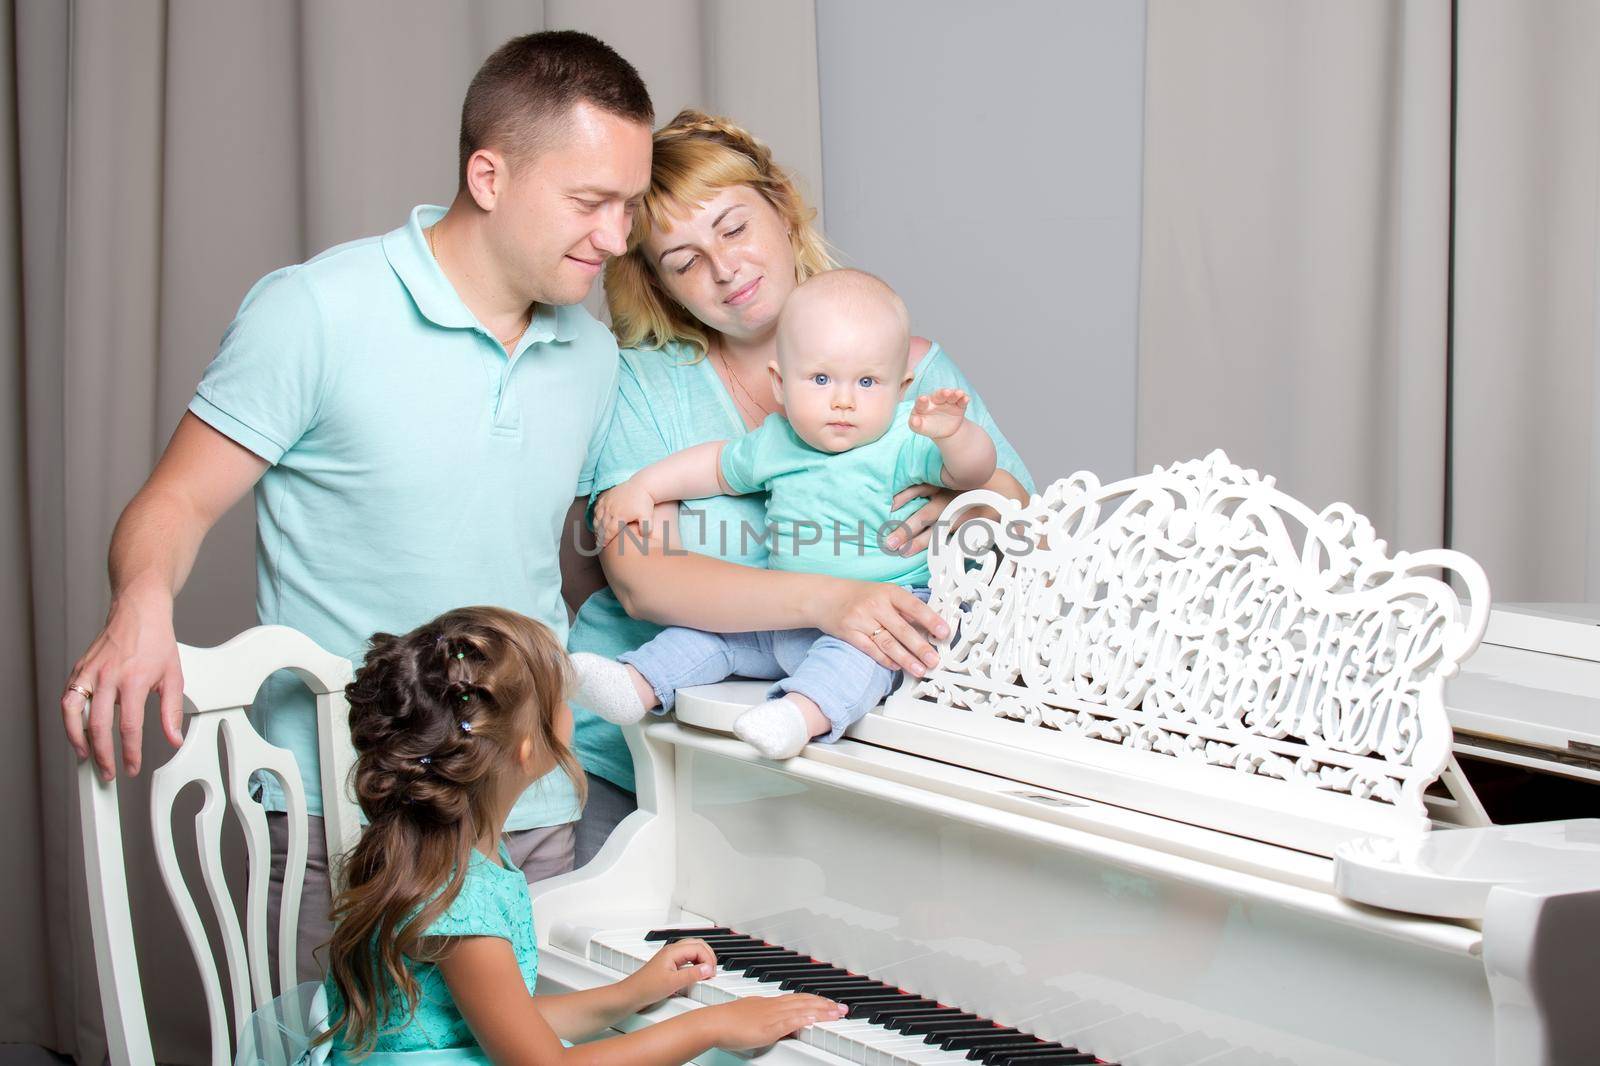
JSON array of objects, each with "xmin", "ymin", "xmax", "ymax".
[
  {"xmin": 62, "ymin": 584, "xmax": 185, "ymax": 781},
  {"xmin": 61, "ymin": 413, "xmax": 267, "ymax": 780},
  {"xmin": 593, "ymin": 478, "xmax": 659, "ymax": 549},
  {"xmin": 908, "ymin": 387, "xmax": 970, "ymax": 440}
]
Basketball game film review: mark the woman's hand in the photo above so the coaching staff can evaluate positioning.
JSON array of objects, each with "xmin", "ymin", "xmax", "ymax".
[
  {"xmin": 886, "ymin": 467, "xmax": 1027, "ymax": 557},
  {"xmin": 593, "ymin": 479, "xmax": 659, "ymax": 550},
  {"xmin": 700, "ymin": 993, "xmax": 847, "ymax": 1051},
  {"xmin": 619, "ymin": 938, "xmax": 717, "ymax": 1010},
  {"xmin": 815, "ymin": 578, "xmax": 948, "ymax": 677},
  {"xmin": 884, "ymin": 483, "xmax": 961, "ymax": 557}
]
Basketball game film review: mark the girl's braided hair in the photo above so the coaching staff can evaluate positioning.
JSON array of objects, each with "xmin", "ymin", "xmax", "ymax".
[{"xmin": 319, "ymin": 606, "xmax": 581, "ymax": 1054}]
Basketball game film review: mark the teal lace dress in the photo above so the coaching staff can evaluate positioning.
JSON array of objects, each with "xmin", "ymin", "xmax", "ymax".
[{"xmin": 235, "ymin": 842, "xmax": 538, "ymax": 1065}]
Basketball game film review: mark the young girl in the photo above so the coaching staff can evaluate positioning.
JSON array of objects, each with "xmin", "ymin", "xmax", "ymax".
[{"xmin": 312, "ymin": 605, "xmax": 844, "ymax": 1063}]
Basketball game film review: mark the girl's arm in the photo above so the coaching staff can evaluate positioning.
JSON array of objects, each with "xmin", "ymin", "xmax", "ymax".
[
  {"xmin": 438, "ymin": 938, "xmax": 842, "ymax": 1065},
  {"xmin": 602, "ymin": 502, "xmax": 949, "ymax": 678}
]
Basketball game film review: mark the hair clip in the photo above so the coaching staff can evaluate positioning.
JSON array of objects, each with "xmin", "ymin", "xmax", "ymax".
[
  {"xmin": 418, "ymin": 755, "xmax": 432, "ymax": 766},
  {"xmin": 456, "ymin": 651, "xmax": 465, "ymax": 660},
  {"xmin": 459, "ymin": 720, "xmax": 473, "ymax": 734}
]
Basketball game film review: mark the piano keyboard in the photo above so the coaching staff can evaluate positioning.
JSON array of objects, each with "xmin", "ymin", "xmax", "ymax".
[{"xmin": 590, "ymin": 925, "xmax": 1116, "ymax": 1066}]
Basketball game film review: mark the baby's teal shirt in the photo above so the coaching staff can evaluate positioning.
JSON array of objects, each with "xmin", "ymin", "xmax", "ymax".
[{"xmin": 718, "ymin": 401, "xmax": 950, "ymax": 586}]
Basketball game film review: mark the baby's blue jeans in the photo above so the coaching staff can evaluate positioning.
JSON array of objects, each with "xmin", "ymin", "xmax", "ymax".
[{"xmin": 620, "ymin": 587, "xmax": 931, "ymax": 743}]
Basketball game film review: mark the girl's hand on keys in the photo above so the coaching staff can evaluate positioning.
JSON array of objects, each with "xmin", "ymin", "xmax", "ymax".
[
  {"xmin": 701, "ymin": 993, "xmax": 847, "ymax": 1050},
  {"xmin": 592, "ymin": 479, "xmax": 658, "ymax": 549},
  {"xmin": 621, "ymin": 938, "xmax": 717, "ymax": 1008},
  {"xmin": 908, "ymin": 387, "xmax": 970, "ymax": 439}
]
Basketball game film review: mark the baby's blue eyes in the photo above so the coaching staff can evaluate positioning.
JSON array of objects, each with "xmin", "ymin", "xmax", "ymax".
[{"xmin": 808, "ymin": 374, "xmax": 877, "ymax": 387}]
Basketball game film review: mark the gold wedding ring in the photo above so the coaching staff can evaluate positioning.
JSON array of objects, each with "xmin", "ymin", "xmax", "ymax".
[{"xmin": 67, "ymin": 682, "xmax": 94, "ymax": 701}]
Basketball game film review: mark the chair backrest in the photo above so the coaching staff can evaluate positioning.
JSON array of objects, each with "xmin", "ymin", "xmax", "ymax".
[{"xmin": 77, "ymin": 625, "xmax": 358, "ymax": 1066}]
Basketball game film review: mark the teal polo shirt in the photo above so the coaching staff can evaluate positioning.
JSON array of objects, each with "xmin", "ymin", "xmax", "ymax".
[{"xmin": 189, "ymin": 204, "xmax": 617, "ymax": 830}]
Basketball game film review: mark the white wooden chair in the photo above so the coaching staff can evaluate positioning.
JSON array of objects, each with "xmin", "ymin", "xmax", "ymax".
[{"xmin": 77, "ymin": 625, "xmax": 360, "ymax": 1066}]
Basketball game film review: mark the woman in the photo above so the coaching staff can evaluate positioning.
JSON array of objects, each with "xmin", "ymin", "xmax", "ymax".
[{"xmin": 566, "ymin": 110, "xmax": 1035, "ymax": 865}]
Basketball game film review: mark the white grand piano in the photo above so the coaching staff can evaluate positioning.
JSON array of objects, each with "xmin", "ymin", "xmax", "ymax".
[{"xmin": 533, "ymin": 452, "xmax": 1600, "ymax": 1066}]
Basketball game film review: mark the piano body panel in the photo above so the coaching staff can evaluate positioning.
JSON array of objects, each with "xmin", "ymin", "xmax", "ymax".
[
  {"xmin": 532, "ymin": 723, "xmax": 686, "ymax": 948},
  {"xmin": 659, "ymin": 741, "xmax": 1496, "ymax": 1066},
  {"xmin": 1482, "ymin": 880, "xmax": 1600, "ymax": 1066}
]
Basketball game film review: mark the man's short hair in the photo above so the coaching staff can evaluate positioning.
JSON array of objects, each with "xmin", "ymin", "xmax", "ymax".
[{"xmin": 459, "ymin": 31, "xmax": 653, "ymax": 187}]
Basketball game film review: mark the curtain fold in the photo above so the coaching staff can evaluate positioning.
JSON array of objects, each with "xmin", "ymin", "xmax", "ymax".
[
  {"xmin": 1139, "ymin": 0, "xmax": 1600, "ymax": 602},
  {"xmin": 6, "ymin": 2, "xmax": 822, "ymax": 1061},
  {"xmin": 1137, "ymin": 0, "xmax": 1452, "ymax": 554},
  {"xmin": 1450, "ymin": 0, "xmax": 1600, "ymax": 602}
]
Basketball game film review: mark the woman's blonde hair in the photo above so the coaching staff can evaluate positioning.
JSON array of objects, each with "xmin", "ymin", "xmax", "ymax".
[{"xmin": 605, "ymin": 109, "xmax": 837, "ymax": 356}]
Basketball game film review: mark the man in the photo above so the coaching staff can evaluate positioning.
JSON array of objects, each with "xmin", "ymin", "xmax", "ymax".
[{"xmin": 59, "ymin": 31, "xmax": 651, "ymax": 980}]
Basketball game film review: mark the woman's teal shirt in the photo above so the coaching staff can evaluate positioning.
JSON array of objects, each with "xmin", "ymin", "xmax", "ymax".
[{"xmin": 567, "ymin": 340, "xmax": 1035, "ymax": 794}]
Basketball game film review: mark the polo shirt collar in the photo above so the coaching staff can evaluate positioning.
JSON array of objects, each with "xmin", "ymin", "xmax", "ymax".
[{"xmin": 384, "ymin": 204, "xmax": 584, "ymax": 344}]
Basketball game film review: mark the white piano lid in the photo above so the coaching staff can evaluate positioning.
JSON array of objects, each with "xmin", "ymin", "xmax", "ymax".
[
  {"xmin": 1447, "ymin": 661, "xmax": 1600, "ymax": 753},
  {"xmin": 1483, "ymin": 601, "xmax": 1600, "ymax": 661},
  {"xmin": 1334, "ymin": 818, "xmax": 1600, "ymax": 919},
  {"xmin": 1447, "ymin": 602, "xmax": 1600, "ymax": 752}
]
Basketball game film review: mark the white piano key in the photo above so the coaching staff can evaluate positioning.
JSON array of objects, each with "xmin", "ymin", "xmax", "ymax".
[
  {"xmin": 818, "ymin": 1021, "xmax": 883, "ymax": 1057},
  {"xmin": 864, "ymin": 1036, "xmax": 940, "ymax": 1066}
]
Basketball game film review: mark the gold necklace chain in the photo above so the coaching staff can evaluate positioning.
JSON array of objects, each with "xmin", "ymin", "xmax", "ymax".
[
  {"xmin": 714, "ymin": 338, "xmax": 775, "ymax": 425},
  {"xmin": 426, "ymin": 223, "xmax": 531, "ymax": 346}
]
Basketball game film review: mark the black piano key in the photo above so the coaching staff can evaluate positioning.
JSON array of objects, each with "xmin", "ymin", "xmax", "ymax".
[
  {"xmin": 644, "ymin": 927, "xmax": 731, "ymax": 941},
  {"xmin": 757, "ymin": 962, "xmax": 843, "ymax": 976},
  {"xmin": 781, "ymin": 976, "xmax": 885, "ymax": 994},
  {"xmin": 772, "ymin": 968, "xmax": 851, "ymax": 988},
  {"xmin": 899, "ymin": 1013, "xmax": 982, "ymax": 1035},
  {"xmin": 974, "ymin": 1043, "xmax": 1073, "ymax": 1064},
  {"xmin": 837, "ymin": 991, "xmax": 922, "ymax": 1010},
  {"xmin": 826, "ymin": 987, "xmax": 914, "ymax": 1005},
  {"xmin": 885, "ymin": 1009, "xmax": 976, "ymax": 1033},
  {"xmin": 743, "ymin": 956, "xmax": 822, "ymax": 978},
  {"xmin": 988, "ymin": 1055, "xmax": 1097, "ymax": 1066},
  {"xmin": 861, "ymin": 999, "xmax": 941, "ymax": 1023},
  {"xmin": 966, "ymin": 1037, "xmax": 1049, "ymax": 1059},
  {"xmin": 847, "ymin": 995, "xmax": 938, "ymax": 1019},
  {"xmin": 713, "ymin": 942, "xmax": 789, "ymax": 954},
  {"xmin": 938, "ymin": 1028, "xmax": 1025, "ymax": 1051},
  {"xmin": 721, "ymin": 950, "xmax": 802, "ymax": 970},
  {"xmin": 788, "ymin": 976, "xmax": 887, "ymax": 992},
  {"xmin": 926, "ymin": 1025, "xmax": 1017, "ymax": 1047}
]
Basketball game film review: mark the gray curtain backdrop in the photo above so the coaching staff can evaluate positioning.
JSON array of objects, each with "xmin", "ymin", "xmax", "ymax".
[
  {"xmin": 1139, "ymin": 0, "xmax": 1600, "ymax": 605},
  {"xmin": 1137, "ymin": 0, "xmax": 1453, "ymax": 556},
  {"xmin": 1451, "ymin": 0, "xmax": 1600, "ymax": 601},
  {"xmin": 4, "ymin": 1, "xmax": 821, "ymax": 1062}
]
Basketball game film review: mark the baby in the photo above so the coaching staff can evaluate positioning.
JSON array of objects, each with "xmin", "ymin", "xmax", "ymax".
[{"xmin": 575, "ymin": 269, "xmax": 997, "ymax": 758}]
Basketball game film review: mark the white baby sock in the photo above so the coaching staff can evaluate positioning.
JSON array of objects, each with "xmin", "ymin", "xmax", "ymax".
[
  {"xmin": 570, "ymin": 652, "xmax": 651, "ymax": 725},
  {"xmin": 732, "ymin": 697, "xmax": 813, "ymax": 760}
]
